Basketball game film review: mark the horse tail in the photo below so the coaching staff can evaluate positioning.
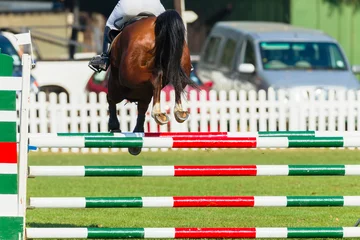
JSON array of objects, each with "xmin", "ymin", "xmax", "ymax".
[{"xmin": 154, "ymin": 10, "xmax": 196, "ymax": 97}]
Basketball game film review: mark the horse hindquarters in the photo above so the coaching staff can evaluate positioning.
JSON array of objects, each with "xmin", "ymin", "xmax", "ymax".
[{"xmin": 152, "ymin": 10, "xmax": 196, "ymax": 123}]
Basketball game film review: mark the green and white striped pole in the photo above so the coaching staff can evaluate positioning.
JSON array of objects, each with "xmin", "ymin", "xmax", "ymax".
[
  {"xmin": 26, "ymin": 227, "xmax": 360, "ymax": 238},
  {"xmin": 28, "ymin": 136, "xmax": 360, "ymax": 148},
  {"xmin": 28, "ymin": 165, "xmax": 360, "ymax": 177},
  {"xmin": 29, "ymin": 131, "xmax": 360, "ymax": 138},
  {"xmin": 29, "ymin": 196, "xmax": 360, "ymax": 208}
]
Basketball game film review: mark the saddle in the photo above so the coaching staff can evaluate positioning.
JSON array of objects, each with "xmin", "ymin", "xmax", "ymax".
[{"xmin": 108, "ymin": 12, "xmax": 155, "ymax": 43}]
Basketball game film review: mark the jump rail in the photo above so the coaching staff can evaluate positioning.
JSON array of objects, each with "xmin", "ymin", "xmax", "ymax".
[
  {"xmin": 29, "ymin": 136, "xmax": 360, "ymax": 148},
  {"xmin": 29, "ymin": 131, "xmax": 360, "ymax": 138},
  {"xmin": 29, "ymin": 196, "xmax": 360, "ymax": 208},
  {"xmin": 26, "ymin": 227, "xmax": 360, "ymax": 239},
  {"xmin": 28, "ymin": 165, "xmax": 360, "ymax": 177}
]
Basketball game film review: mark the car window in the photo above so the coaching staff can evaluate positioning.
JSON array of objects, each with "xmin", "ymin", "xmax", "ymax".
[
  {"xmin": 0, "ymin": 35, "xmax": 21, "ymax": 66},
  {"xmin": 203, "ymin": 36, "xmax": 221, "ymax": 64},
  {"xmin": 219, "ymin": 39, "xmax": 237, "ymax": 70},
  {"xmin": 329, "ymin": 44, "xmax": 346, "ymax": 69},
  {"xmin": 244, "ymin": 41, "xmax": 256, "ymax": 65},
  {"xmin": 259, "ymin": 41, "xmax": 348, "ymax": 70}
]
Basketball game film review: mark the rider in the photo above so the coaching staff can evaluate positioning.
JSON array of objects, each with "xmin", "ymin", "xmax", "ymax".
[{"xmin": 89, "ymin": 0, "xmax": 166, "ymax": 72}]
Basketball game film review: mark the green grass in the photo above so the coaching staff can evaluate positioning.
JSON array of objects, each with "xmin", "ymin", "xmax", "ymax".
[{"xmin": 27, "ymin": 149, "xmax": 360, "ymax": 239}]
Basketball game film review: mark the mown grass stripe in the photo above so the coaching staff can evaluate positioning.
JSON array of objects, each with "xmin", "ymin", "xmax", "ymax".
[
  {"xmin": 84, "ymin": 137, "xmax": 143, "ymax": 148},
  {"xmin": 84, "ymin": 166, "xmax": 143, "ymax": 176},
  {"xmin": 286, "ymin": 196, "xmax": 344, "ymax": 207},
  {"xmin": 288, "ymin": 137, "xmax": 344, "ymax": 148},
  {"xmin": 0, "ymin": 122, "xmax": 16, "ymax": 142},
  {"xmin": 0, "ymin": 174, "xmax": 17, "ymax": 194},
  {"xmin": 287, "ymin": 227, "xmax": 343, "ymax": 238},
  {"xmin": 85, "ymin": 197, "xmax": 143, "ymax": 208},
  {"xmin": 288, "ymin": 165, "xmax": 346, "ymax": 176},
  {"xmin": 87, "ymin": 228, "xmax": 145, "ymax": 238},
  {"xmin": 0, "ymin": 91, "xmax": 15, "ymax": 111}
]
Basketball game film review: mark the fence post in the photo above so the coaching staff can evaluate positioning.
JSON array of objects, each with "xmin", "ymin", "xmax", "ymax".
[{"xmin": 288, "ymin": 90, "xmax": 300, "ymax": 130}]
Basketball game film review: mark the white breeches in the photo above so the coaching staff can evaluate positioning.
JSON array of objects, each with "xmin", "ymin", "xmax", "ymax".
[{"xmin": 106, "ymin": 0, "xmax": 166, "ymax": 30}]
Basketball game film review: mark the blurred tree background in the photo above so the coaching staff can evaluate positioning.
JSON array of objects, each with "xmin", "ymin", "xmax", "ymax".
[{"xmin": 323, "ymin": 0, "xmax": 360, "ymax": 11}]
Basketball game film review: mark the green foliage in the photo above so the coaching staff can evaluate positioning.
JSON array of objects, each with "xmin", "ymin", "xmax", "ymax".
[{"xmin": 324, "ymin": 0, "xmax": 360, "ymax": 12}]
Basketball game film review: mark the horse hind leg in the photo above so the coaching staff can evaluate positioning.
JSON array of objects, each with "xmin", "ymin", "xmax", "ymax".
[
  {"xmin": 174, "ymin": 102, "xmax": 189, "ymax": 123},
  {"xmin": 107, "ymin": 96, "xmax": 121, "ymax": 132},
  {"xmin": 174, "ymin": 86, "xmax": 189, "ymax": 123},
  {"xmin": 128, "ymin": 101, "xmax": 149, "ymax": 156},
  {"xmin": 151, "ymin": 70, "xmax": 169, "ymax": 125}
]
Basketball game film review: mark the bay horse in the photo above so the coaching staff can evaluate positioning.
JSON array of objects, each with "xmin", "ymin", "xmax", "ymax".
[{"xmin": 107, "ymin": 10, "xmax": 196, "ymax": 155}]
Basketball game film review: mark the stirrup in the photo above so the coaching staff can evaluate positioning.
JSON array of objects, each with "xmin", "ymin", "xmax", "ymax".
[
  {"xmin": 88, "ymin": 63, "xmax": 107, "ymax": 73},
  {"xmin": 88, "ymin": 56, "xmax": 109, "ymax": 72},
  {"xmin": 88, "ymin": 63, "xmax": 101, "ymax": 72}
]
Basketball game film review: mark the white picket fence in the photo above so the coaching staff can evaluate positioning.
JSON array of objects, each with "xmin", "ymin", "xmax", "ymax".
[{"xmin": 20, "ymin": 88, "xmax": 360, "ymax": 153}]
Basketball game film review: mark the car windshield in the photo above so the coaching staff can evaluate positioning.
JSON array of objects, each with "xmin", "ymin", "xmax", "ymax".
[
  {"xmin": 259, "ymin": 42, "xmax": 347, "ymax": 70},
  {"xmin": 0, "ymin": 35, "xmax": 21, "ymax": 66}
]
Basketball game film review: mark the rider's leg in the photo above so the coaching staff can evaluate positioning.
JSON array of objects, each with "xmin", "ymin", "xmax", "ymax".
[
  {"xmin": 102, "ymin": 26, "xmax": 111, "ymax": 54},
  {"xmin": 89, "ymin": 1, "xmax": 123, "ymax": 72},
  {"xmin": 88, "ymin": 26, "xmax": 111, "ymax": 72}
]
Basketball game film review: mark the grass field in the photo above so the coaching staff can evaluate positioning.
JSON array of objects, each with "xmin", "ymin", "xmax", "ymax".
[{"xmin": 27, "ymin": 149, "xmax": 360, "ymax": 240}]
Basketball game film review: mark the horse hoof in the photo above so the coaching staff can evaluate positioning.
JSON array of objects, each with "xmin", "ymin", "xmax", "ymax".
[
  {"xmin": 110, "ymin": 129, "xmax": 121, "ymax": 133},
  {"xmin": 174, "ymin": 111, "xmax": 189, "ymax": 123},
  {"xmin": 154, "ymin": 113, "xmax": 169, "ymax": 125},
  {"xmin": 128, "ymin": 147, "xmax": 142, "ymax": 156}
]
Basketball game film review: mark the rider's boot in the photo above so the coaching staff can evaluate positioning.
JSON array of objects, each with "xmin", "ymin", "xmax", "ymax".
[{"xmin": 89, "ymin": 26, "xmax": 111, "ymax": 72}]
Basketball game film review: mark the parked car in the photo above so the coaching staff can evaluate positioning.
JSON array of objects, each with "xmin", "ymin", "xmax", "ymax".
[
  {"xmin": 197, "ymin": 21, "xmax": 360, "ymax": 93},
  {"xmin": 85, "ymin": 56, "xmax": 213, "ymax": 101},
  {"xmin": 0, "ymin": 32, "xmax": 39, "ymax": 93}
]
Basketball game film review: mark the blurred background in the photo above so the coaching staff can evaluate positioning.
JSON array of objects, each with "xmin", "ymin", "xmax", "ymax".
[
  {"xmin": 2, "ymin": 0, "xmax": 360, "ymax": 60},
  {"xmin": 2, "ymin": 0, "xmax": 360, "ymax": 94},
  {"xmin": 2, "ymin": 0, "xmax": 360, "ymax": 96},
  {"xmin": 2, "ymin": 0, "xmax": 360, "ymax": 135}
]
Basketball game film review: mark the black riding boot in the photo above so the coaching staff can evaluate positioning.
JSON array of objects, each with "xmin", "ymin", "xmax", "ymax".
[{"xmin": 89, "ymin": 26, "xmax": 111, "ymax": 72}]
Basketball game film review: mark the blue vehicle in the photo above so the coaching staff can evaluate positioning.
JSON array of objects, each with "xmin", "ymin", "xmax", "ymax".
[{"xmin": 0, "ymin": 33, "xmax": 38, "ymax": 92}]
